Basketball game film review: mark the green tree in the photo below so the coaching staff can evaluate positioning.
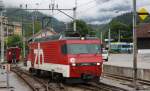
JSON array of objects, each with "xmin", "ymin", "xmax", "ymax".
[
  {"xmin": 24, "ymin": 20, "xmax": 42, "ymax": 37},
  {"xmin": 5, "ymin": 35, "xmax": 23, "ymax": 48},
  {"xmin": 109, "ymin": 21, "xmax": 132, "ymax": 42},
  {"xmin": 71, "ymin": 20, "xmax": 95, "ymax": 35}
]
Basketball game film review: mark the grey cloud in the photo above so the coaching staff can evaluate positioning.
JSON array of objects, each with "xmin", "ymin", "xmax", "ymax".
[
  {"xmin": 98, "ymin": 4, "xmax": 131, "ymax": 12},
  {"xmin": 95, "ymin": 0, "xmax": 111, "ymax": 4},
  {"xmin": 85, "ymin": 11, "xmax": 129, "ymax": 24},
  {"xmin": 82, "ymin": 11, "xmax": 117, "ymax": 24},
  {"xmin": 3, "ymin": 0, "xmax": 150, "ymax": 24},
  {"xmin": 82, "ymin": 0, "xmax": 132, "ymax": 24},
  {"xmin": 96, "ymin": 0, "xmax": 131, "ymax": 13}
]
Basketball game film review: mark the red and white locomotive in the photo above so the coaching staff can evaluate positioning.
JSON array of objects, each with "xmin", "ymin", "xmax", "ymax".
[{"xmin": 27, "ymin": 32, "xmax": 103, "ymax": 83}]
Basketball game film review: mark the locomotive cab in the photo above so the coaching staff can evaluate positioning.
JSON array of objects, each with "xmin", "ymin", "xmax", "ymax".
[{"xmin": 61, "ymin": 38, "xmax": 103, "ymax": 82}]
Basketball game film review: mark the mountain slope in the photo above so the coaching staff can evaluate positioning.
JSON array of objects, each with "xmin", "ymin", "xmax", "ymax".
[
  {"xmin": 111, "ymin": 12, "xmax": 150, "ymax": 25},
  {"xmin": 5, "ymin": 8, "xmax": 65, "ymax": 37}
]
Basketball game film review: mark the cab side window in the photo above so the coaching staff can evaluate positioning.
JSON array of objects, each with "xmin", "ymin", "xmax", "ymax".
[{"xmin": 61, "ymin": 44, "xmax": 67, "ymax": 54}]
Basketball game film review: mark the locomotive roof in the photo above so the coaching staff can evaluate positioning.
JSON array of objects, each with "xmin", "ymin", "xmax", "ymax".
[
  {"xmin": 33, "ymin": 34, "xmax": 98, "ymax": 42},
  {"xmin": 32, "ymin": 31, "xmax": 99, "ymax": 42}
]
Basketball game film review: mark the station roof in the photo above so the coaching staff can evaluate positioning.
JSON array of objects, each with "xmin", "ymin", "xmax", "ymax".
[{"xmin": 137, "ymin": 23, "xmax": 150, "ymax": 38}]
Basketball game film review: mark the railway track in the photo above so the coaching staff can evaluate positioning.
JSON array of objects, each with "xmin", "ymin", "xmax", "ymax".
[
  {"xmin": 103, "ymin": 73, "xmax": 150, "ymax": 90},
  {"xmin": 72, "ymin": 82, "xmax": 128, "ymax": 91},
  {"xmin": 11, "ymin": 66, "xmax": 131, "ymax": 91},
  {"xmin": 11, "ymin": 67, "xmax": 50, "ymax": 91},
  {"xmin": 103, "ymin": 73, "xmax": 150, "ymax": 85},
  {"xmin": 11, "ymin": 67, "xmax": 66, "ymax": 91}
]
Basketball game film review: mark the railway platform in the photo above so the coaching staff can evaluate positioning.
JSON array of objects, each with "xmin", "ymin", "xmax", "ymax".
[
  {"xmin": 0, "ymin": 68, "xmax": 32, "ymax": 91},
  {"xmin": 103, "ymin": 52, "xmax": 150, "ymax": 81}
]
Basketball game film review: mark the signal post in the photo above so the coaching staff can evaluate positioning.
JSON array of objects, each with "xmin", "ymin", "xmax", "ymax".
[{"xmin": 133, "ymin": 0, "xmax": 149, "ymax": 90}]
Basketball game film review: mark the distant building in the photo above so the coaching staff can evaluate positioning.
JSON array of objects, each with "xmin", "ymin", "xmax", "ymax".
[
  {"xmin": 0, "ymin": 16, "xmax": 22, "ymax": 37},
  {"xmin": 33, "ymin": 27, "xmax": 57, "ymax": 38},
  {"xmin": 28, "ymin": 27, "xmax": 57, "ymax": 42},
  {"xmin": 137, "ymin": 23, "xmax": 150, "ymax": 49},
  {"xmin": 11, "ymin": 22, "xmax": 22, "ymax": 36}
]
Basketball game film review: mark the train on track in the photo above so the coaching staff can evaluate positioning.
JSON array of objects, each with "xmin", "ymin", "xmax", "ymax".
[
  {"xmin": 27, "ymin": 32, "xmax": 103, "ymax": 83},
  {"xmin": 6, "ymin": 47, "xmax": 21, "ymax": 63}
]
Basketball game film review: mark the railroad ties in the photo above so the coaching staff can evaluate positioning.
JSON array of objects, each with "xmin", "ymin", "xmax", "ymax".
[
  {"xmin": 11, "ymin": 67, "xmax": 49, "ymax": 91},
  {"xmin": 11, "ymin": 66, "xmax": 68, "ymax": 91},
  {"xmin": 11, "ymin": 66, "xmax": 131, "ymax": 91},
  {"xmin": 69, "ymin": 82, "xmax": 128, "ymax": 91}
]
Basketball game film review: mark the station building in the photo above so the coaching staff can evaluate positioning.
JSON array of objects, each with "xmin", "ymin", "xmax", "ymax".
[{"xmin": 137, "ymin": 23, "xmax": 150, "ymax": 49}]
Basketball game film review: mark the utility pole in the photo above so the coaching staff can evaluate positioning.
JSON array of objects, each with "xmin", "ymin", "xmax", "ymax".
[
  {"xmin": 118, "ymin": 30, "xmax": 121, "ymax": 42},
  {"xmin": 22, "ymin": 15, "xmax": 26, "ymax": 60},
  {"xmin": 32, "ymin": 14, "xmax": 35, "ymax": 41},
  {"xmin": 100, "ymin": 32, "xmax": 103, "ymax": 43},
  {"xmin": 6, "ymin": 18, "xmax": 8, "ymax": 49},
  {"xmin": 65, "ymin": 22, "xmax": 68, "ymax": 31},
  {"xmin": 133, "ymin": 0, "xmax": 138, "ymax": 90},
  {"xmin": 0, "ymin": 0, "xmax": 4, "ymax": 63},
  {"xmin": 0, "ymin": 11, "xmax": 4, "ymax": 63},
  {"xmin": 108, "ymin": 28, "xmax": 111, "ymax": 52},
  {"xmin": 73, "ymin": 0, "xmax": 77, "ymax": 32},
  {"xmin": 20, "ymin": 4, "xmax": 26, "ymax": 60}
]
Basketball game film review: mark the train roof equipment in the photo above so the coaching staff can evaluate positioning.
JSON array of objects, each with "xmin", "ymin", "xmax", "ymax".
[{"xmin": 33, "ymin": 31, "xmax": 98, "ymax": 42}]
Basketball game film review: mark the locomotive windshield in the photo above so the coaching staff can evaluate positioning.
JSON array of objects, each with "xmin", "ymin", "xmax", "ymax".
[{"xmin": 62, "ymin": 44, "xmax": 101, "ymax": 54}]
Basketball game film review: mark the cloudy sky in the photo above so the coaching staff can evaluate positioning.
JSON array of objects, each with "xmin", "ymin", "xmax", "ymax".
[{"xmin": 3, "ymin": 0, "xmax": 150, "ymax": 24}]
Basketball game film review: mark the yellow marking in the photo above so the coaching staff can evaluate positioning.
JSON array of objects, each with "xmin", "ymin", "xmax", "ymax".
[{"xmin": 138, "ymin": 8, "xmax": 149, "ymax": 20}]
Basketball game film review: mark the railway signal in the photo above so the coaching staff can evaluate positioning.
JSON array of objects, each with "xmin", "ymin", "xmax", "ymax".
[{"xmin": 133, "ymin": 6, "xmax": 149, "ymax": 91}]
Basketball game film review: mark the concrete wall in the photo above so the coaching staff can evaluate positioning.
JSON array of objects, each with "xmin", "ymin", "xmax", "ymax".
[{"xmin": 103, "ymin": 64, "xmax": 150, "ymax": 81}]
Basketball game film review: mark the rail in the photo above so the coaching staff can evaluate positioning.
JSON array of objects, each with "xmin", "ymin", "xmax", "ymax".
[
  {"xmin": 11, "ymin": 67, "xmax": 52, "ymax": 91},
  {"xmin": 11, "ymin": 66, "xmax": 130, "ymax": 91},
  {"xmin": 67, "ymin": 82, "xmax": 128, "ymax": 91}
]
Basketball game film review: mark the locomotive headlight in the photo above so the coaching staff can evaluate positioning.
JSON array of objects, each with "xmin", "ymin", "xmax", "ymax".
[
  {"xmin": 70, "ymin": 58, "xmax": 76, "ymax": 63},
  {"xmin": 70, "ymin": 58, "xmax": 77, "ymax": 66},
  {"xmin": 97, "ymin": 63, "xmax": 101, "ymax": 66},
  {"xmin": 72, "ymin": 63, "xmax": 76, "ymax": 66},
  {"xmin": 81, "ymin": 37, "xmax": 85, "ymax": 40}
]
